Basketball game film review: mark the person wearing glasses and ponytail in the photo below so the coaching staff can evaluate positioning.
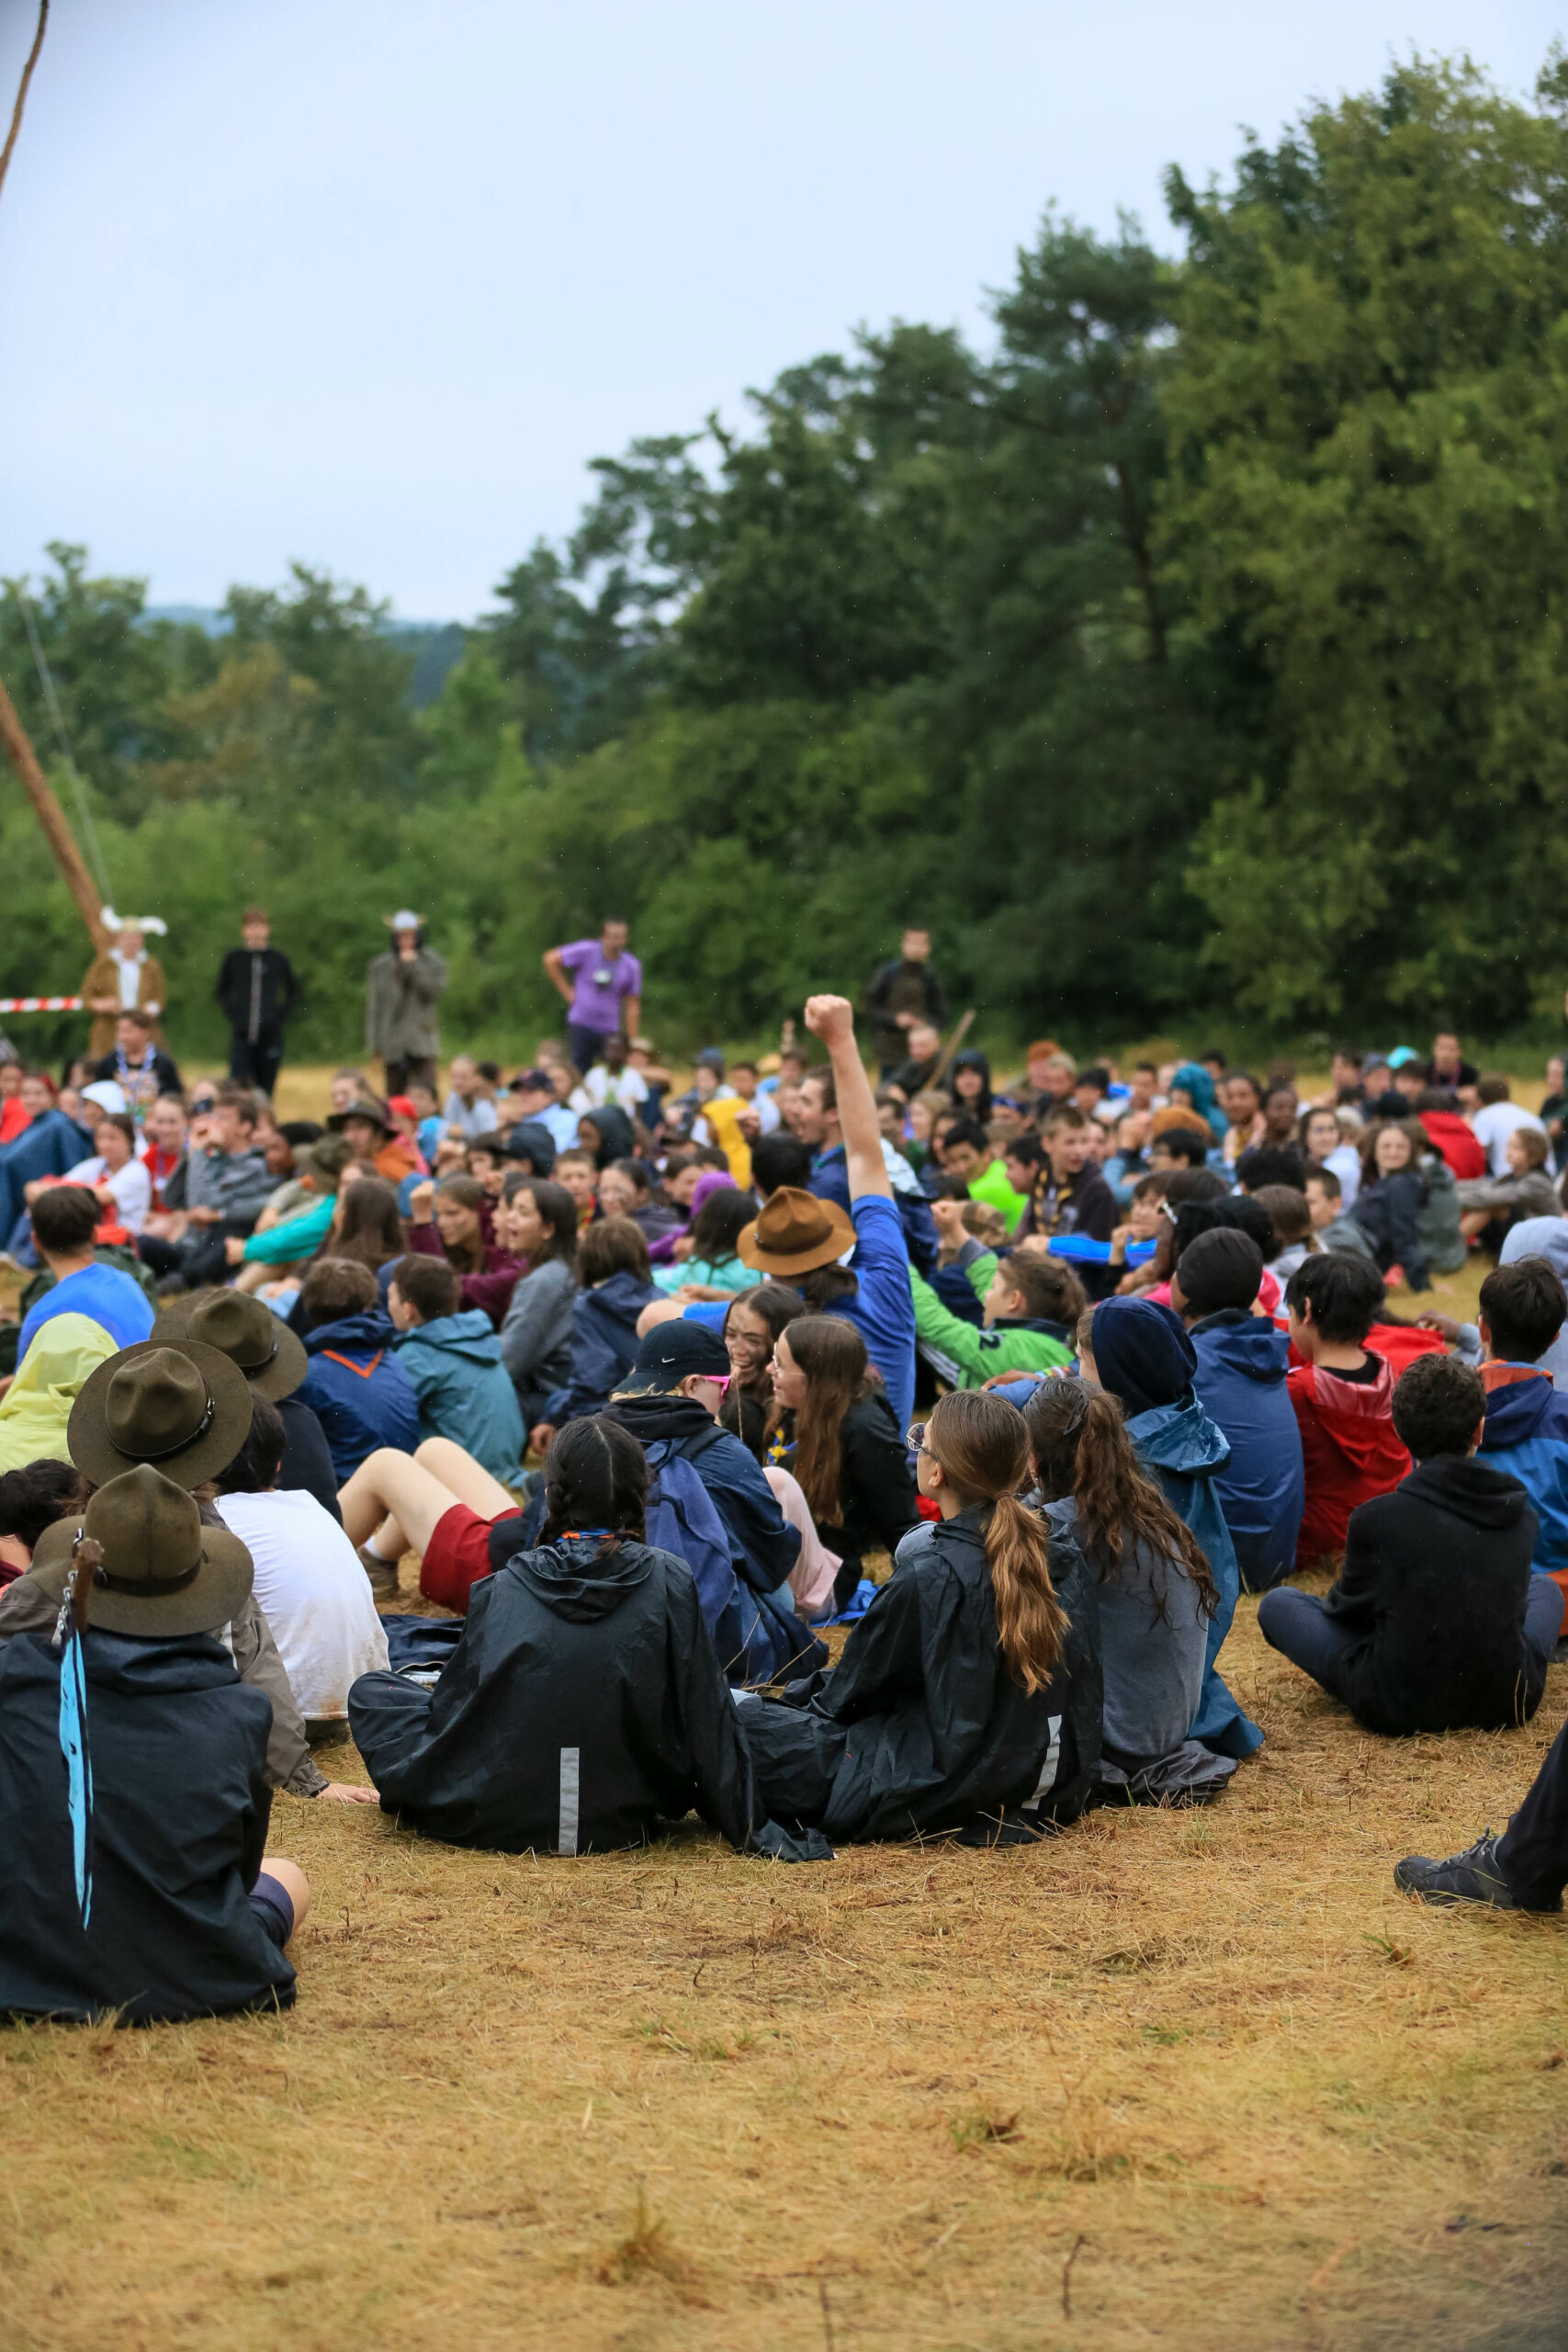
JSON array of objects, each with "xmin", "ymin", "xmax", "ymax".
[{"xmin": 739, "ymin": 1388, "xmax": 1101, "ymax": 1845}]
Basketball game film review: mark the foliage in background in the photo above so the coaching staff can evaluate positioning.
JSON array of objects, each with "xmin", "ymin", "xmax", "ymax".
[{"xmin": 4, "ymin": 54, "xmax": 1567, "ymax": 1064}]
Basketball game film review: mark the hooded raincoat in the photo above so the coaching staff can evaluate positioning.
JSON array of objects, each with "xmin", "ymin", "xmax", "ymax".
[
  {"xmin": 347, "ymin": 1534, "xmax": 823, "ymax": 1859},
  {"xmin": 1316, "ymin": 1456, "xmax": 1546, "ymax": 1734},
  {"xmin": 0, "ymin": 1628, "xmax": 294, "ymax": 2022},
  {"xmin": 738, "ymin": 1505, "xmax": 1101, "ymax": 1842},
  {"xmin": 1188, "ymin": 1310, "xmax": 1305, "ymax": 1591},
  {"xmin": 298, "ymin": 1308, "xmax": 422, "ymax": 1480},
  {"xmin": 392, "ymin": 1307, "xmax": 525, "ymax": 1480},
  {"xmin": 546, "ymin": 1270, "xmax": 663, "ymax": 1424},
  {"xmin": 1287, "ymin": 1352, "xmax": 1410, "ymax": 1566},
  {"xmin": 1170, "ymin": 1062, "xmax": 1228, "ymax": 1142},
  {"xmin": 1479, "ymin": 1364, "xmax": 1568, "ymax": 1632}
]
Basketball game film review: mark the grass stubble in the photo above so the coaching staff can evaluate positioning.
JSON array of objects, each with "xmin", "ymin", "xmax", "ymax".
[{"xmin": 5, "ymin": 1096, "xmax": 1567, "ymax": 2348}]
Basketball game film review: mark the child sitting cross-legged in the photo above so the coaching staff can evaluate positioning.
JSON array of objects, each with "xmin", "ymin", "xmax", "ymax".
[{"xmin": 1258, "ymin": 1351, "xmax": 1561, "ymax": 1736}]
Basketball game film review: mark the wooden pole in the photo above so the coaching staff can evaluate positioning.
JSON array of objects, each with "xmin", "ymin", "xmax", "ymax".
[
  {"xmin": 0, "ymin": 673, "xmax": 110, "ymax": 948},
  {"xmin": 0, "ymin": 2, "xmax": 48, "ymax": 207}
]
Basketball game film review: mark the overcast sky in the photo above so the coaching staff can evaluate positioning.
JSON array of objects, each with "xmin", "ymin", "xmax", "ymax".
[{"xmin": 0, "ymin": 1, "xmax": 1559, "ymax": 619}]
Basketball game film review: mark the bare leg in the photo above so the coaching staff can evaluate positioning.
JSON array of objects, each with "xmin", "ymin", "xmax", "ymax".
[
  {"xmin": 412, "ymin": 1436, "xmax": 517, "ymax": 1517},
  {"xmin": 338, "ymin": 1442, "xmax": 515, "ymax": 1560},
  {"xmin": 260, "ymin": 1856, "xmax": 310, "ymax": 1933}
]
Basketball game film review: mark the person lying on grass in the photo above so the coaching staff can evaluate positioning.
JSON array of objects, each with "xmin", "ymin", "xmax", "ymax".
[
  {"xmin": 1258, "ymin": 1351, "xmax": 1560, "ymax": 1737},
  {"xmin": 0, "ymin": 1465, "xmax": 311, "ymax": 2024},
  {"xmin": 736, "ymin": 1388, "xmax": 1101, "ymax": 1846},
  {"xmin": 347, "ymin": 1416, "xmax": 825, "ymax": 1860}
]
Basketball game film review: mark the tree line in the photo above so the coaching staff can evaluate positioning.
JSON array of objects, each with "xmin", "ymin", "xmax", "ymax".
[{"xmin": 4, "ymin": 52, "xmax": 1567, "ymax": 1065}]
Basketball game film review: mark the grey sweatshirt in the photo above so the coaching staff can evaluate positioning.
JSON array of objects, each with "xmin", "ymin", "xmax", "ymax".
[
  {"xmin": 498, "ymin": 1258, "xmax": 576, "ymax": 1408},
  {"xmin": 1043, "ymin": 1497, "xmax": 1206, "ymax": 1766}
]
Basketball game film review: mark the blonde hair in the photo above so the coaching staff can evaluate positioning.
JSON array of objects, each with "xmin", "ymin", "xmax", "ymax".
[{"xmin": 926, "ymin": 1390, "xmax": 1066, "ymax": 1692}]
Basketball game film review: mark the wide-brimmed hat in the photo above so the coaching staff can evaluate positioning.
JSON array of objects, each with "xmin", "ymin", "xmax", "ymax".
[
  {"xmin": 152, "ymin": 1291, "xmax": 307, "ymax": 1402},
  {"xmin": 68, "ymin": 1340, "xmax": 254, "ymax": 1489},
  {"xmin": 737, "ymin": 1185, "xmax": 857, "ymax": 1277},
  {"xmin": 31, "ymin": 1466, "xmax": 254, "ymax": 1637},
  {"xmin": 294, "ymin": 1135, "xmax": 355, "ymax": 1187},
  {"xmin": 326, "ymin": 1097, "xmax": 394, "ymax": 1139}
]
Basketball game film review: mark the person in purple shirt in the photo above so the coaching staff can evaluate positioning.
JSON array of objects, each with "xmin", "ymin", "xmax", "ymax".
[{"xmin": 543, "ymin": 921, "xmax": 643, "ymax": 1075}]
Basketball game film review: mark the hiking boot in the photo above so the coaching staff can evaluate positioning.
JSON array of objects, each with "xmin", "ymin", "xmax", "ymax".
[
  {"xmin": 1393, "ymin": 1833, "xmax": 1552, "ymax": 1912},
  {"xmin": 358, "ymin": 1546, "xmax": 400, "ymax": 1604}
]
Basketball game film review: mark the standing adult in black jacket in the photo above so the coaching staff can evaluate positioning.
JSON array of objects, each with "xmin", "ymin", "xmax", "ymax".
[
  {"xmin": 1258, "ymin": 1352, "xmax": 1561, "ymax": 1735},
  {"xmin": 864, "ymin": 926, "xmax": 949, "ymax": 1079},
  {"xmin": 0, "ymin": 1466, "xmax": 308, "ymax": 2022},
  {"xmin": 216, "ymin": 908, "xmax": 301, "ymax": 1100},
  {"xmin": 739, "ymin": 1388, "xmax": 1101, "ymax": 1843},
  {"xmin": 348, "ymin": 1417, "xmax": 823, "ymax": 1860}
]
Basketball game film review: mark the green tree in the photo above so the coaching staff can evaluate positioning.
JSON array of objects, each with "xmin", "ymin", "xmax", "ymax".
[{"xmin": 1163, "ymin": 53, "xmax": 1568, "ymax": 1026}]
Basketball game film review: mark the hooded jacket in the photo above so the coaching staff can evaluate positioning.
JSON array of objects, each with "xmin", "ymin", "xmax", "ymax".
[
  {"xmin": 1189, "ymin": 1311, "xmax": 1305, "ymax": 1592},
  {"xmin": 738, "ymin": 1505, "xmax": 1101, "ymax": 1843},
  {"xmin": 604, "ymin": 1392, "xmax": 800, "ymax": 1596},
  {"xmin": 545, "ymin": 1269, "xmax": 663, "ymax": 1424},
  {"xmin": 347, "ymin": 1535, "xmax": 821, "ymax": 1859},
  {"xmin": 1124, "ymin": 1395, "xmax": 1262, "ymax": 1758},
  {"xmin": 1287, "ymin": 1352, "xmax": 1410, "ymax": 1566},
  {"xmin": 392, "ymin": 1307, "xmax": 525, "ymax": 1480},
  {"xmin": 1418, "ymin": 1108, "xmax": 1486, "ymax": 1180},
  {"xmin": 1320, "ymin": 1456, "xmax": 1545, "ymax": 1734},
  {"xmin": 0, "ymin": 1629, "xmax": 295, "ymax": 2022},
  {"xmin": 1479, "ymin": 1366, "xmax": 1568, "ymax": 1629},
  {"xmin": 299, "ymin": 1307, "xmax": 422, "ymax": 1480}
]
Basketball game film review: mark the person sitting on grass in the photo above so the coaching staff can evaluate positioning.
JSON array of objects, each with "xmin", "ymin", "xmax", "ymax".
[
  {"xmin": 1077, "ymin": 1295, "xmax": 1259, "ymax": 1759},
  {"xmin": 296, "ymin": 1256, "xmax": 420, "ymax": 1483},
  {"xmin": 529, "ymin": 1216, "xmax": 662, "ymax": 1452},
  {"xmin": 1471, "ymin": 1257, "xmax": 1568, "ymax": 1638},
  {"xmin": 737, "ymin": 1388, "xmax": 1101, "ymax": 1845},
  {"xmin": 1456, "ymin": 1125, "xmax": 1561, "ymax": 1245},
  {"xmin": 347, "ymin": 1417, "xmax": 824, "ymax": 1859},
  {"xmin": 1394, "ymin": 1707, "xmax": 1568, "ymax": 1913},
  {"xmin": 227, "ymin": 1136, "xmax": 355, "ymax": 1292},
  {"xmin": 212, "ymin": 1393, "xmax": 390, "ymax": 1742},
  {"xmin": 387, "ymin": 1252, "xmax": 525, "ymax": 1484},
  {"xmin": 769, "ymin": 1315, "xmax": 919, "ymax": 1612},
  {"xmin": 1023, "ymin": 1377, "xmax": 1234, "ymax": 1804},
  {"xmin": 1258, "ymin": 1352, "xmax": 1560, "ymax": 1736},
  {"xmin": 0, "ymin": 1465, "xmax": 310, "ymax": 2023},
  {"xmin": 1172, "ymin": 1228, "xmax": 1304, "ymax": 1594},
  {"xmin": 1284, "ymin": 1252, "xmax": 1411, "ymax": 1566},
  {"xmin": 1303, "ymin": 1165, "xmax": 1376, "ymax": 1261},
  {"xmin": 152, "ymin": 1288, "xmax": 341, "ymax": 1521},
  {"xmin": 908, "ymin": 1244, "xmax": 1077, "ymax": 1389},
  {"xmin": 491, "ymin": 1175, "xmax": 580, "ymax": 1433}
]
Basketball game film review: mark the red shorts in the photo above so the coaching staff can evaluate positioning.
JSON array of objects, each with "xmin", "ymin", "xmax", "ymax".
[{"xmin": 420, "ymin": 1503, "xmax": 522, "ymax": 1615}]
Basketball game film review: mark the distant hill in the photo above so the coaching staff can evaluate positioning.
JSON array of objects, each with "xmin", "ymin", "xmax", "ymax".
[{"xmin": 141, "ymin": 606, "xmax": 468, "ymax": 707}]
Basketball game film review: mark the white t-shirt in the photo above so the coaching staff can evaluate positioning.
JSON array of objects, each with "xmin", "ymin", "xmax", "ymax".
[
  {"xmin": 1325, "ymin": 1142, "xmax": 1362, "ymax": 1207},
  {"xmin": 65, "ymin": 1152, "xmax": 152, "ymax": 1234},
  {"xmin": 112, "ymin": 950, "xmax": 144, "ymax": 1010},
  {"xmin": 214, "ymin": 1488, "xmax": 390, "ymax": 1720},
  {"xmin": 570, "ymin": 1065, "xmax": 649, "ymax": 1114},
  {"xmin": 1472, "ymin": 1102, "xmax": 1548, "ymax": 1179}
]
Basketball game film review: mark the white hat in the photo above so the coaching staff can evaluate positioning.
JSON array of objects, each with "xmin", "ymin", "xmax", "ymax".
[
  {"xmin": 385, "ymin": 910, "xmax": 424, "ymax": 932},
  {"xmin": 80, "ymin": 1080, "xmax": 129, "ymax": 1115}
]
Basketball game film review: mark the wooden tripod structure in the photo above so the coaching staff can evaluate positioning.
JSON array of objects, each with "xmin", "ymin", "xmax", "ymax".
[{"xmin": 0, "ymin": 2, "xmax": 110, "ymax": 951}]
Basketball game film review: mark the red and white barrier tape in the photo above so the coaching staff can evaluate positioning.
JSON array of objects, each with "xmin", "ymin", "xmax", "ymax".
[{"xmin": 0, "ymin": 996, "xmax": 85, "ymax": 1012}]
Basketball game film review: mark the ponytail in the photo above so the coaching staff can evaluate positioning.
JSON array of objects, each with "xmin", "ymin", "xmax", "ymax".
[
  {"xmin": 926, "ymin": 1390, "xmax": 1068, "ymax": 1693},
  {"xmin": 1022, "ymin": 1377, "xmax": 1219, "ymax": 1622},
  {"xmin": 983, "ymin": 1490, "xmax": 1068, "ymax": 1694}
]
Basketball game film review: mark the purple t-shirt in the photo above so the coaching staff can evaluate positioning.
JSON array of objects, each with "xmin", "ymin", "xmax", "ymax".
[{"xmin": 558, "ymin": 939, "xmax": 642, "ymax": 1033}]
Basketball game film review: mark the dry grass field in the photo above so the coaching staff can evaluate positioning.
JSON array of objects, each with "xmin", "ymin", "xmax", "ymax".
[{"xmin": 6, "ymin": 1069, "xmax": 1566, "ymax": 2350}]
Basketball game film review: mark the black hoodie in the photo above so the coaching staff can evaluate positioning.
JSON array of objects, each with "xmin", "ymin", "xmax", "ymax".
[
  {"xmin": 1322, "ymin": 1455, "xmax": 1544, "ymax": 1734},
  {"xmin": 348, "ymin": 1536, "xmax": 824, "ymax": 1858}
]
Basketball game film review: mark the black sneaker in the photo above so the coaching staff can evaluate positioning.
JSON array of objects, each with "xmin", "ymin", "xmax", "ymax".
[{"xmin": 1394, "ymin": 1833, "xmax": 1544, "ymax": 1911}]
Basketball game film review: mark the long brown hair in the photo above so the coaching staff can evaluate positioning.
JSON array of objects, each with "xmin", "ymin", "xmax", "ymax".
[
  {"xmin": 776, "ymin": 1314, "xmax": 874, "ymax": 1525},
  {"xmin": 432, "ymin": 1174, "xmax": 488, "ymax": 1273},
  {"xmin": 925, "ymin": 1390, "xmax": 1066, "ymax": 1693},
  {"xmin": 1022, "ymin": 1378, "xmax": 1219, "ymax": 1619},
  {"xmin": 332, "ymin": 1177, "xmax": 405, "ymax": 1270}
]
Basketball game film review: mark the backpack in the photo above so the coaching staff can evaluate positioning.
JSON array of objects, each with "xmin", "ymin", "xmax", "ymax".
[{"xmin": 643, "ymin": 1434, "xmax": 743, "ymax": 1644}]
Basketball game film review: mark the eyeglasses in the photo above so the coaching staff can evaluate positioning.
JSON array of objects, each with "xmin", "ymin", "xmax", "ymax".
[{"xmin": 906, "ymin": 1421, "xmax": 932, "ymax": 1456}]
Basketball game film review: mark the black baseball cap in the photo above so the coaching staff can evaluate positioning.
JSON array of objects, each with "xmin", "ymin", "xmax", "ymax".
[{"xmin": 615, "ymin": 1320, "xmax": 731, "ymax": 1395}]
